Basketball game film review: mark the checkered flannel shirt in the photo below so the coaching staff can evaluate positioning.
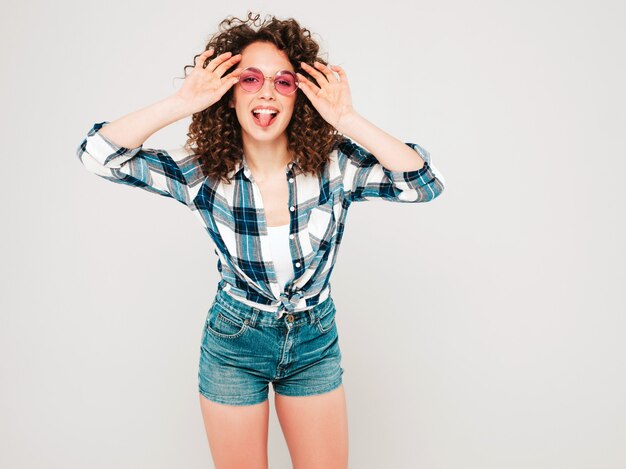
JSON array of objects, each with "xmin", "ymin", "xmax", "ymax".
[{"xmin": 76, "ymin": 121, "xmax": 446, "ymax": 317}]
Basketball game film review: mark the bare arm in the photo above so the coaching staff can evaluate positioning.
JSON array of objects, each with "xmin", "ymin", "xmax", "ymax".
[
  {"xmin": 76, "ymin": 49, "xmax": 244, "ymax": 206},
  {"xmin": 97, "ymin": 48, "xmax": 243, "ymax": 148},
  {"xmin": 97, "ymin": 95, "xmax": 192, "ymax": 149}
]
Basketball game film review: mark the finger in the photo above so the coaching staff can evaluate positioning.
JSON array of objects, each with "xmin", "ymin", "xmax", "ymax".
[
  {"xmin": 204, "ymin": 51, "xmax": 233, "ymax": 72},
  {"xmin": 314, "ymin": 61, "xmax": 339, "ymax": 83},
  {"xmin": 218, "ymin": 73, "xmax": 241, "ymax": 93},
  {"xmin": 194, "ymin": 48, "xmax": 214, "ymax": 69},
  {"xmin": 296, "ymin": 72, "xmax": 321, "ymax": 95},
  {"xmin": 330, "ymin": 64, "xmax": 348, "ymax": 83},
  {"xmin": 296, "ymin": 77, "xmax": 316, "ymax": 102},
  {"xmin": 213, "ymin": 54, "xmax": 242, "ymax": 77},
  {"xmin": 224, "ymin": 67, "xmax": 244, "ymax": 81},
  {"xmin": 300, "ymin": 62, "xmax": 328, "ymax": 87}
]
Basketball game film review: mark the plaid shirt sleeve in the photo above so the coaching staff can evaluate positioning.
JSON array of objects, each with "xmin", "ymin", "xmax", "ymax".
[
  {"xmin": 76, "ymin": 121, "xmax": 204, "ymax": 208},
  {"xmin": 337, "ymin": 138, "xmax": 446, "ymax": 203}
]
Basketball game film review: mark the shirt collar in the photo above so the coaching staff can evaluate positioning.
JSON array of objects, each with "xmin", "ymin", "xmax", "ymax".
[{"xmin": 228, "ymin": 153, "xmax": 299, "ymax": 182}]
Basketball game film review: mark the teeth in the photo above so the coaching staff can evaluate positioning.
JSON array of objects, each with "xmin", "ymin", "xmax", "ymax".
[{"xmin": 252, "ymin": 109, "xmax": 278, "ymax": 115}]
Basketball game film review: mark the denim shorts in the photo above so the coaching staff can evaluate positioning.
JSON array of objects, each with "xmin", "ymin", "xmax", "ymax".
[{"xmin": 198, "ymin": 288, "xmax": 344, "ymax": 406}]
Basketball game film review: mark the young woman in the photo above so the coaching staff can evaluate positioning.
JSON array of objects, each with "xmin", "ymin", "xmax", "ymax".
[{"xmin": 76, "ymin": 12, "xmax": 445, "ymax": 469}]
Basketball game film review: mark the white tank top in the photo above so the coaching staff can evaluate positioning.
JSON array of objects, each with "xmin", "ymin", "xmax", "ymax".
[{"xmin": 267, "ymin": 223, "xmax": 294, "ymax": 291}]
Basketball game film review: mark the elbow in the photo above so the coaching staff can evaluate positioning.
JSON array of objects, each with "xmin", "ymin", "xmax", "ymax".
[
  {"xmin": 76, "ymin": 139, "xmax": 87, "ymax": 164},
  {"xmin": 402, "ymin": 177, "xmax": 445, "ymax": 203},
  {"xmin": 76, "ymin": 139, "xmax": 117, "ymax": 179},
  {"xmin": 76, "ymin": 138, "xmax": 96, "ymax": 169},
  {"xmin": 426, "ymin": 177, "xmax": 445, "ymax": 202}
]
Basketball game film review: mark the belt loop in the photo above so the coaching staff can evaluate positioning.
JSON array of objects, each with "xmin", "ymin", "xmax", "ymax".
[
  {"xmin": 306, "ymin": 308, "xmax": 315, "ymax": 325},
  {"xmin": 251, "ymin": 308, "xmax": 260, "ymax": 327}
]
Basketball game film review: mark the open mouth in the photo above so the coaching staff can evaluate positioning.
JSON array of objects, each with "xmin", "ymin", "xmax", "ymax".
[{"xmin": 251, "ymin": 109, "xmax": 279, "ymax": 127}]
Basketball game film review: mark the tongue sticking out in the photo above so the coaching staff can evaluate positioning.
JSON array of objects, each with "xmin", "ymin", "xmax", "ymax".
[
  {"xmin": 254, "ymin": 112, "xmax": 276, "ymax": 127},
  {"xmin": 259, "ymin": 113, "xmax": 273, "ymax": 126}
]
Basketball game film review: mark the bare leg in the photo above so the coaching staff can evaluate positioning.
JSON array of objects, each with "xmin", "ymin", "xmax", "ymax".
[
  {"xmin": 274, "ymin": 384, "xmax": 349, "ymax": 469},
  {"xmin": 199, "ymin": 393, "xmax": 270, "ymax": 469}
]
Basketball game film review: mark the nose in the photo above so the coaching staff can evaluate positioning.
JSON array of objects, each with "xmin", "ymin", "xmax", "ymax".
[{"xmin": 258, "ymin": 76, "xmax": 277, "ymax": 99}]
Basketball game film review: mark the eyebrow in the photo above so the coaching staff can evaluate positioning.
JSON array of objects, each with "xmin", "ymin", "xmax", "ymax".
[{"xmin": 243, "ymin": 66, "xmax": 295, "ymax": 74}]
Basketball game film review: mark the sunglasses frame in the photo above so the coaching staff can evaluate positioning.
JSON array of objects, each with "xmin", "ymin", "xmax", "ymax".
[{"xmin": 237, "ymin": 67, "xmax": 300, "ymax": 96}]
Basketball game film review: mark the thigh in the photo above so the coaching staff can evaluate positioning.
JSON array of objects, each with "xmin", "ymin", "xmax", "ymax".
[
  {"xmin": 275, "ymin": 384, "xmax": 349, "ymax": 469},
  {"xmin": 199, "ymin": 393, "xmax": 270, "ymax": 469}
]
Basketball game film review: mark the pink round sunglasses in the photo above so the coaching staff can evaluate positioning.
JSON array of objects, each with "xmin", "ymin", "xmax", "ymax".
[{"xmin": 237, "ymin": 67, "xmax": 300, "ymax": 96}]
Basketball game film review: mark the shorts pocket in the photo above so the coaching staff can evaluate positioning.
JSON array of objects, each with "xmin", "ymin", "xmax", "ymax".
[
  {"xmin": 205, "ymin": 302, "xmax": 250, "ymax": 339},
  {"xmin": 315, "ymin": 304, "xmax": 336, "ymax": 334}
]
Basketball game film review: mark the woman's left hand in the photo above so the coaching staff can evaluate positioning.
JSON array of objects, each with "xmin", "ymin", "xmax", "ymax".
[{"xmin": 297, "ymin": 62, "xmax": 357, "ymax": 131}]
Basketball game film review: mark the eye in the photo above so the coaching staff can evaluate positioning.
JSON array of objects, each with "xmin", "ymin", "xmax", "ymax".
[
  {"xmin": 276, "ymin": 79, "xmax": 291, "ymax": 86},
  {"xmin": 242, "ymin": 76, "xmax": 259, "ymax": 83}
]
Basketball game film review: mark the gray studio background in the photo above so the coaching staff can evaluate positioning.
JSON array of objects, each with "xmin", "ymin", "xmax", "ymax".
[{"xmin": 1, "ymin": 0, "xmax": 624, "ymax": 468}]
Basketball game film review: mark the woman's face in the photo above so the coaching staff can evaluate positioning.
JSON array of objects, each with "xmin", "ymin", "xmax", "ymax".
[{"xmin": 229, "ymin": 41, "xmax": 297, "ymax": 144}]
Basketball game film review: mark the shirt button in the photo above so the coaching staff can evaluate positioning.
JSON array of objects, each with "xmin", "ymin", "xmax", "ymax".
[
  {"xmin": 288, "ymin": 178, "xmax": 294, "ymax": 183},
  {"xmin": 295, "ymin": 262, "xmax": 301, "ymax": 267},
  {"xmin": 289, "ymin": 234, "xmax": 294, "ymax": 239},
  {"xmin": 290, "ymin": 206, "xmax": 295, "ymax": 211}
]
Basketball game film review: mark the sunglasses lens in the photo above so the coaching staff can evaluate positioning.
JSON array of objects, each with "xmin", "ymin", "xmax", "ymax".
[
  {"xmin": 239, "ymin": 68, "xmax": 263, "ymax": 92},
  {"xmin": 275, "ymin": 71, "xmax": 297, "ymax": 95}
]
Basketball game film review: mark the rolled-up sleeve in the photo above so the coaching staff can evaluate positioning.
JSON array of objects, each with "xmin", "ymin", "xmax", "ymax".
[
  {"xmin": 338, "ymin": 138, "xmax": 446, "ymax": 203},
  {"xmin": 76, "ymin": 121, "xmax": 205, "ymax": 208}
]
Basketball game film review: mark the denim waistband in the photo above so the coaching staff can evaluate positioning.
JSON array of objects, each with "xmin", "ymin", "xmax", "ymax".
[{"xmin": 214, "ymin": 287, "xmax": 334, "ymax": 327}]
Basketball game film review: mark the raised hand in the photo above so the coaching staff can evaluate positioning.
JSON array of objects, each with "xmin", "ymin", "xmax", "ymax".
[
  {"xmin": 174, "ymin": 48, "xmax": 243, "ymax": 115},
  {"xmin": 296, "ymin": 61, "xmax": 357, "ymax": 131}
]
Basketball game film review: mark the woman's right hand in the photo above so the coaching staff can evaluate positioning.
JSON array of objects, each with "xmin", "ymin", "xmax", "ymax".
[{"xmin": 174, "ymin": 48, "xmax": 242, "ymax": 115}]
